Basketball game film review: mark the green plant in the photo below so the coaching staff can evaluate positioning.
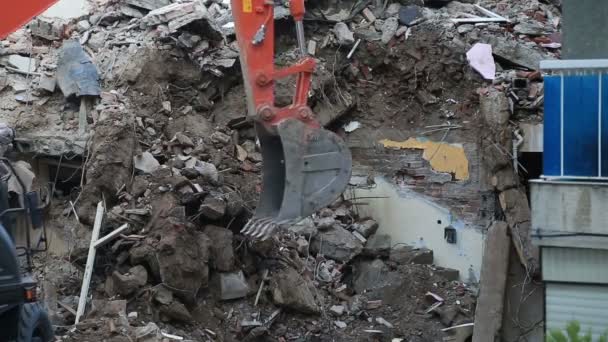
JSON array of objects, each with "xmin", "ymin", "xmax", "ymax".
[{"xmin": 546, "ymin": 321, "xmax": 608, "ymax": 342}]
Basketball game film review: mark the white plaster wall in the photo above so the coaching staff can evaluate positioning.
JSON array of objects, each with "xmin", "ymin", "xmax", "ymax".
[{"xmin": 351, "ymin": 177, "xmax": 484, "ymax": 283}]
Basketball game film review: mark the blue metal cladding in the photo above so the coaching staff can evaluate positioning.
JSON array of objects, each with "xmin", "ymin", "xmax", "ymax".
[
  {"xmin": 563, "ymin": 75, "xmax": 599, "ymax": 176},
  {"xmin": 543, "ymin": 70, "xmax": 608, "ymax": 178},
  {"xmin": 544, "ymin": 76, "xmax": 561, "ymax": 177}
]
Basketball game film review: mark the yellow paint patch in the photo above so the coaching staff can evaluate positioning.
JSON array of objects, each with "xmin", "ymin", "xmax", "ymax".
[
  {"xmin": 242, "ymin": 0, "xmax": 252, "ymax": 12},
  {"xmin": 380, "ymin": 138, "xmax": 469, "ymax": 180}
]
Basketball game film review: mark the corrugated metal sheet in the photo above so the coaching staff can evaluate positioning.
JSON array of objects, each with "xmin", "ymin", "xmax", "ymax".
[
  {"xmin": 546, "ymin": 283, "xmax": 608, "ymax": 339},
  {"xmin": 543, "ymin": 247, "xmax": 608, "ymax": 283}
]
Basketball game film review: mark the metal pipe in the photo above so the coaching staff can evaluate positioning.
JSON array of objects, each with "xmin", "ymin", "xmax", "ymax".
[
  {"xmin": 295, "ymin": 20, "xmax": 307, "ymax": 56},
  {"xmin": 513, "ymin": 129, "xmax": 524, "ymax": 174}
]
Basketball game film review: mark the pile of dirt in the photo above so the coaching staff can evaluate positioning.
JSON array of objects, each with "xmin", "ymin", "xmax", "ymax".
[{"xmin": 0, "ymin": 0, "xmax": 562, "ymax": 340}]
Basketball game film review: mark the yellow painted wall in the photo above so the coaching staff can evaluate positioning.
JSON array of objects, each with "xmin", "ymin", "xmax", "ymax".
[{"xmin": 380, "ymin": 138, "xmax": 470, "ymax": 180}]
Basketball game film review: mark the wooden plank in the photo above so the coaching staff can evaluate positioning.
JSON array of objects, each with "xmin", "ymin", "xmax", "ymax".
[
  {"xmin": 78, "ymin": 97, "xmax": 89, "ymax": 134},
  {"xmin": 93, "ymin": 223, "xmax": 129, "ymax": 248},
  {"xmin": 75, "ymin": 201, "xmax": 104, "ymax": 324},
  {"xmin": 472, "ymin": 221, "xmax": 511, "ymax": 342}
]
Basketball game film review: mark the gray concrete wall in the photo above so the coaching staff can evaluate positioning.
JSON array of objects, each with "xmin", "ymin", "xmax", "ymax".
[{"xmin": 563, "ymin": 0, "xmax": 608, "ymax": 59}]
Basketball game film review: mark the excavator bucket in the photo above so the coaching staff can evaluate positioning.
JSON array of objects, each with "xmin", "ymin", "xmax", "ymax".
[
  {"xmin": 241, "ymin": 119, "xmax": 352, "ymax": 239},
  {"xmin": 0, "ymin": 0, "xmax": 59, "ymax": 39}
]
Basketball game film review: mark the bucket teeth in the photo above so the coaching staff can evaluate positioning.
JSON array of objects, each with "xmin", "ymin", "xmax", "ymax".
[
  {"xmin": 240, "ymin": 218, "xmax": 299, "ymax": 240},
  {"xmin": 240, "ymin": 217, "xmax": 278, "ymax": 240}
]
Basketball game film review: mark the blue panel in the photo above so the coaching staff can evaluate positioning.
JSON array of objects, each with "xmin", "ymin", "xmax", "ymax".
[
  {"xmin": 601, "ymin": 74, "xmax": 608, "ymax": 177},
  {"xmin": 563, "ymin": 75, "xmax": 599, "ymax": 177},
  {"xmin": 544, "ymin": 76, "xmax": 562, "ymax": 176}
]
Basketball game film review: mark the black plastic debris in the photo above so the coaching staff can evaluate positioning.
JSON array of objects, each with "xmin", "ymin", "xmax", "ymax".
[{"xmin": 56, "ymin": 40, "xmax": 101, "ymax": 99}]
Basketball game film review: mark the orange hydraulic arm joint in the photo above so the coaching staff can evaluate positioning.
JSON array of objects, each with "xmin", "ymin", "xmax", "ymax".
[
  {"xmin": 232, "ymin": 0, "xmax": 352, "ymax": 240},
  {"xmin": 0, "ymin": 0, "xmax": 60, "ymax": 39},
  {"xmin": 231, "ymin": 0, "xmax": 318, "ymax": 129}
]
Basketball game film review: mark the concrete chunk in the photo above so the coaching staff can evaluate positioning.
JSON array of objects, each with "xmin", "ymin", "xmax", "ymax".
[
  {"xmin": 38, "ymin": 75, "xmax": 56, "ymax": 93},
  {"xmin": 219, "ymin": 271, "xmax": 250, "ymax": 300},
  {"xmin": 271, "ymin": 267, "xmax": 320, "ymax": 314},
  {"xmin": 29, "ymin": 17, "xmax": 65, "ymax": 41},
  {"xmin": 205, "ymin": 225, "xmax": 235, "ymax": 272},
  {"xmin": 333, "ymin": 22, "xmax": 355, "ymax": 46},
  {"xmin": 199, "ymin": 196, "xmax": 226, "ymax": 220},
  {"xmin": 135, "ymin": 322, "xmax": 161, "ymax": 342},
  {"xmin": 381, "ymin": 17, "xmax": 399, "ymax": 44},
  {"xmin": 363, "ymin": 233, "xmax": 391, "ymax": 257},
  {"xmin": 353, "ymin": 259, "xmax": 390, "ymax": 293},
  {"xmin": 311, "ymin": 226, "xmax": 363, "ymax": 262},
  {"xmin": 353, "ymin": 219, "xmax": 379, "ymax": 238},
  {"xmin": 134, "ymin": 152, "xmax": 160, "ymax": 174},
  {"xmin": 111, "ymin": 265, "xmax": 148, "ymax": 296}
]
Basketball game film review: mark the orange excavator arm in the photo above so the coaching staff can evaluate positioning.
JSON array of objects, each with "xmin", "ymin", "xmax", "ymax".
[
  {"xmin": 231, "ymin": 0, "xmax": 352, "ymax": 239},
  {"xmin": 0, "ymin": 0, "xmax": 59, "ymax": 39}
]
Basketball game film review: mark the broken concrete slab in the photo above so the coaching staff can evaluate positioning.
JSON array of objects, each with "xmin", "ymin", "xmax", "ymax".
[
  {"xmin": 204, "ymin": 225, "xmax": 235, "ymax": 272},
  {"xmin": 271, "ymin": 267, "xmax": 320, "ymax": 314},
  {"xmin": 311, "ymin": 226, "xmax": 363, "ymax": 262},
  {"xmin": 390, "ymin": 246, "xmax": 434, "ymax": 265},
  {"xmin": 142, "ymin": 1, "xmax": 221, "ymax": 35},
  {"xmin": 435, "ymin": 267, "xmax": 460, "ymax": 281},
  {"xmin": 7, "ymin": 55, "xmax": 37, "ymax": 73},
  {"xmin": 219, "ymin": 270, "xmax": 250, "ymax": 300},
  {"xmin": 513, "ymin": 21, "xmax": 548, "ymax": 36},
  {"xmin": 125, "ymin": 0, "xmax": 171, "ymax": 11},
  {"xmin": 472, "ymin": 221, "xmax": 510, "ymax": 342},
  {"xmin": 120, "ymin": 5, "xmax": 145, "ymax": 18},
  {"xmin": 134, "ymin": 152, "xmax": 161, "ymax": 174},
  {"xmin": 29, "ymin": 17, "xmax": 65, "ymax": 41},
  {"xmin": 483, "ymin": 35, "xmax": 553, "ymax": 70}
]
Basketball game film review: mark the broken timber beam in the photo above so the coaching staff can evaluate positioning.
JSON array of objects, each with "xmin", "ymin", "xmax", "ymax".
[
  {"xmin": 75, "ymin": 201, "xmax": 104, "ymax": 324},
  {"xmin": 93, "ymin": 223, "xmax": 129, "ymax": 248},
  {"xmin": 472, "ymin": 221, "xmax": 510, "ymax": 342}
]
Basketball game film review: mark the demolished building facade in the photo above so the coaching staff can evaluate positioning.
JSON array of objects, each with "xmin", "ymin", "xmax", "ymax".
[{"xmin": 0, "ymin": 0, "xmax": 562, "ymax": 340}]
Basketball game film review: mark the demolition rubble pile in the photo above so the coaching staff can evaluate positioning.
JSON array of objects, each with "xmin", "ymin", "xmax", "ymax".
[{"xmin": 0, "ymin": 0, "xmax": 562, "ymax": 340}]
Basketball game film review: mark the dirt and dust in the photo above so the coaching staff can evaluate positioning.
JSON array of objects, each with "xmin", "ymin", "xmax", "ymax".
[{"xmin": 0, "ymin": 0, "xmax": 561, "ymax": 340}]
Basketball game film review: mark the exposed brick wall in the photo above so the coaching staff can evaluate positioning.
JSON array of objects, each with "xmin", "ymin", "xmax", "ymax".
[{"xmin": 350, "ymin": 141, "xmax": 495, "ymax": 228}]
